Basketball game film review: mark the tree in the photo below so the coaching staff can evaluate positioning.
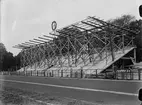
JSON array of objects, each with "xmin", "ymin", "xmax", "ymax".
[
  {"xmin": 0, "ymin": 43, "xmax": 7, "ymax": 71},
  {"xmin": 2, "ymin": 52, "xmax": 14, "ymax": 71},
  {"xmin": 108, "ymin": 15, "xmax": 135, "ymax": 27},
  {"xmin": 0, "ymin": 43, "xmax": 21, "ymax": 71},
  {"xmin": 108, "ymin": 15, "xmax": 142, "ymax": 62}
]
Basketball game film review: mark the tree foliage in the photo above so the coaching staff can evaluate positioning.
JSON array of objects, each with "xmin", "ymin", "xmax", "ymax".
[
  {"xmin": 0, "ymin": 43, "xmax": 6, "ymax": 70},
  {"xmin": 108, "ymin": 15, "xmax": 142, "ymax": 61},
  {"xmin": 0, "ymin": 43, "xmax": 20, "ymax": 71}
]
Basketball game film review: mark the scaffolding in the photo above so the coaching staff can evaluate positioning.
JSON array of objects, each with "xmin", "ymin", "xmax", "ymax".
[{"xmin": 14, "ymin": 16, "xmax": 137, "ymax": 74}]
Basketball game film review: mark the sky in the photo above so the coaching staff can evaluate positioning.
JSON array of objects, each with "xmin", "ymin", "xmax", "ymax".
[{"xmin": 0, "ymin": 0, "xmax": 142, "ymax": 56}]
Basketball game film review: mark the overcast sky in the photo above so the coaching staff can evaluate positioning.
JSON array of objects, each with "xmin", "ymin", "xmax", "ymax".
[{"xmin": 1, "ymin": 0, "xmax": 142, "ymax": 55}]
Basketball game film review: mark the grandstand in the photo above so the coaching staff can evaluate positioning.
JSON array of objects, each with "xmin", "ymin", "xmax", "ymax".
[{"xmin": 14, "ymin": 16, "xmax": 137, "ymax": 78}]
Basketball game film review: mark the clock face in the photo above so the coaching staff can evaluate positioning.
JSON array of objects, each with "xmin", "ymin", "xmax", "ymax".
[{"xmin": 51, "ymin": 21, "xmax": 57, "ymax": 31}]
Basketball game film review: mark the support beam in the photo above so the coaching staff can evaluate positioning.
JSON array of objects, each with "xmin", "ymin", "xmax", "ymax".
[
  {"xmin": 29, "ymin": 40, "xmax": 42, "ymax": 44},
  {"xmin": 13, "ymin": 46, "xmax": 25, "ymax": 49},
  {"xmin": 72, "ymin": 25, "xmax": 87, "ymax": 31},
  {"xmin": 25, "ymin": 41, "xmax": 37, "ymax": 45},
  {"xmin": 121, "ymin": 57, "xmax": 132, "ymax": 60},
  {"xmin": 85, "ymin": 20, "xmax": 106, "ymax": 27},
  {"xmin": 21, "ymin": 43, "xmax": 34, "ymax": 46},
  {"xmin": 34, "ymin": 38, "xmax": 47, "ymax": 43},
  {"xmin": 18, "ymin": 44, "xmax": 30, "ymax": 48},
  {"xmin": 38, "ymin": 37, "xmax": 51, "ymax": 41},
  {"xmin": 13, "ymin": 45, "xmax": 29, "ymax": 49},
  {"xmin": 43, "ymin": 35, "xmax": 54, "ymax": 39},
  {"xmin": 50, "ymin": 32, "xmax": 67, "ymax": 38},
  {"xmin": 81, "ymin": 21, "xmax": 103, "ymax": 29}
]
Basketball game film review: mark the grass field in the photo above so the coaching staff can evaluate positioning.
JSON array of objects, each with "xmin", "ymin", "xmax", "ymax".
[{"xmin": 0, "ymin": 86, "xmax": 109, "ymax": 105}]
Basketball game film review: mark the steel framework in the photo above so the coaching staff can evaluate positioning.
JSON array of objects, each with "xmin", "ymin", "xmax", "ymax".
[{"xmin": 14, "ymin": 16, "xmax": 137, "ymax": 74}]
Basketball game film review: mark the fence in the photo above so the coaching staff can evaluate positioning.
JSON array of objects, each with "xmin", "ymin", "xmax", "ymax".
[{"xmin": 0, "ymin": 68, "xmax": 142, "ymax": 80}]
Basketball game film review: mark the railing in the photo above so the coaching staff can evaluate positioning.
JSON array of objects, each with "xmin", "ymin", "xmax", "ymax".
[{"xmin": 1, "ymin": 68, "xmax": 142, "ymax": 80}]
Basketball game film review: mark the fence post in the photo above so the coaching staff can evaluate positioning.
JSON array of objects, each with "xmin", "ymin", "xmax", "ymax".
[
  {"xmin": 125, "ymin": 70, "xmax": 127, "ymax": 80},
  {"xmin": 26, "ymin": 71, "xmax": 28, "ymax": 76},
  {"xmin": 131, "ymin": 70, "xmax": 133, "ymax": 80},
  {"xmin": 80, "ymin": 67, "xmax": 83, "ymax": 78},
  {"xmin": 37, "ymin": 71, "xmax": 38, "ymax": 76},
  {"xmin": 31, "ymin": 71, "xmax": 32, "ymax": 76},
  {"xmin": 138, "ymin": 69, "xmax": 141, "ymax": 80},
  {"xmin": 121, "ymin": 72, "xmax": 123, "ymax": 80},
  {"xmin": 128, "ymin": 70, "xmax": 130, "ymax": 80},
  {"xmin": 8, "ymin": 70, "xmax": 10, "ymax": 75},
  {"xmin": 49, "ymin": 72, "xmax": 52, "ymax": 77},
  {"xmin": 75, "ymin": 71, "xmax": 77, "ymax": 78},
  {"xmin": 80, "ymin": 69, "xmax": 83, "ymax": 78},
  {"xmin": 61, "ymin": 70, "xmax": 63, "ymax": 77},
  {"xmin": 43, "ymin": 71, "xmax": 45, "ymax": 77},
  {"xmin": 52, "ymin": 70, "xmax": 54, "ymax": 77},
  {"xmin": 116, "ymin": 70, "xmax": 118, "ymax": 80},
  {"xmin": 25, "ymin": 71, "xmax": 27, "ymax": 76},
  {"xmin": 96, "ymin": 69, "xmax": 98, "ymax": 78},
  {"xmin": 58, "ymin": 70, "xmax": 59, "ymax": 77},
  {"xmin": 105, "ymin": 72, "xmax": 107, "ymax": 79},
  {"xmin": 70, "ymin": 69, "xmax": 72, "ymax": 78}
]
